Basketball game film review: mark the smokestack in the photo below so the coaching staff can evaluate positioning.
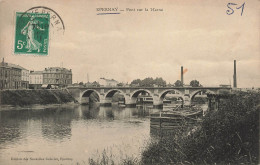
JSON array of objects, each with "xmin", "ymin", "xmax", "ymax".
[
  {"xmin": 181, "ymin": 66, "xmax": 184, "ymax": 86},
  {"xmin": 233, "ymin": 60, "xmax": 237, "ymax": 88}
]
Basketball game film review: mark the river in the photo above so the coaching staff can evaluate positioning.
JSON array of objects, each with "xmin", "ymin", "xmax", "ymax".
[
  {"xmin": 0, "ymin": 104, "xmax": 159, "ymax": 165},
  {"xmin": 0, "ymin": 103, "xmax": 208, "ymax": 165}
]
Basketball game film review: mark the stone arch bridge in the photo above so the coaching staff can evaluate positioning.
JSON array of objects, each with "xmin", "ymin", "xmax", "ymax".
[{"xmin": 67, "ymin": 87, "xmax": 231, "ymax": 108}]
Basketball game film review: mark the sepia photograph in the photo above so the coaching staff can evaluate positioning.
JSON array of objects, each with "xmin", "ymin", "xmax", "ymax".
[{"xmin": 0, "ymin": 0, "xmax": 259, "ymax": 164}]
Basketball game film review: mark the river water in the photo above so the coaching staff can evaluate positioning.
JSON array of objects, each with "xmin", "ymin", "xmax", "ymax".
[
  {"xmin": 0, "ymin": 103, "xmax": 208, "ymax": 165},
  {"xmin": 0, "ymin": 104, "xmax": 159, "ymax": 165}
]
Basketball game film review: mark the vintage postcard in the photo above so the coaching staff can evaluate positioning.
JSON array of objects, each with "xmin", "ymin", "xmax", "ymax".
[{"xmin": 0, "ymin": 0, "xmax": 259, "ymax": 165}]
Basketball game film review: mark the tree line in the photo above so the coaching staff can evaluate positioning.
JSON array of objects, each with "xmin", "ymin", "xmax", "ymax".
[
  {"xmin": 130, "ymin": 77, "xmax": 202, "ymax": 87},
  {"xmin": 77, "ymin": 77, "xmax": 202, "ymax": 87}
]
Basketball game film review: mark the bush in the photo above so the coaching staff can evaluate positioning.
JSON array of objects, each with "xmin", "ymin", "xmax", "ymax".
[
  {"xmin": 184, "ymin": 92, "xmax": 259, "ymax": 164},
  {"xmin": 0, "ymin": 89, "xmax": 75, "ymax": 106},
  {"xmin": 142, "ymin": 92, "xmax": 259, "ymax": 164}
]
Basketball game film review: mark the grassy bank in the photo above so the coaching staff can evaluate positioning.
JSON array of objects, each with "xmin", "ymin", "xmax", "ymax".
[
  {"xmin": 142, "ymin": 91, "xmax": 259, "ymax": 164},
  {"xmin": 89, "ymin": 91, "xmax": 259, "ymax": 164},
  {"xmin": 0, "ymin": 89, "xmax": 76, "ymax": 106}
]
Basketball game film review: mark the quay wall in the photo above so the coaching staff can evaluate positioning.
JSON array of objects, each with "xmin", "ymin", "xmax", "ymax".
[{"xmin": 0, "ymin": 89, "xmax": 76, "ymax": 106}]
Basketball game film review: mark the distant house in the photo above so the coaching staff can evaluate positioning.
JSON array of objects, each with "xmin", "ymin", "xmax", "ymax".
[
  {"xmin": 99, "ymin": 78, "xmax": 118, "ymax": 87},
  {"xmin": 42, "ymin": 67, "xmax": 72, "ymax": 88},
  {"xmin": 0, "ymin": 58, "xmax": 26, "ymax": 89},
  {"xmin": 29, "ymin": 71, "xmax": 43, "ymax": 89},
  {"xmin": 8, "ymin": 64, "xmax": 29, "ymax": 89}
]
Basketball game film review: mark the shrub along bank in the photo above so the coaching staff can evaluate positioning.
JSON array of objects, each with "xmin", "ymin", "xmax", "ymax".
[
  {"xmin": 142, "ymin": 91, "xmax": 259, "ymax": 164},
  {"xmin": 0, "ymin": 89, "xmax": 76, "ymax": 106}
]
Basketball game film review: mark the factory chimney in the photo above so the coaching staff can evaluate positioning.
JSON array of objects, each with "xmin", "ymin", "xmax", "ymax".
[
  {"xmin": 181, "ymin": 66, "xmax": 184, "ymax": 86},
  {"xmin": 233, "ymin": 60, "xmax": 237, "ymax": 88}
]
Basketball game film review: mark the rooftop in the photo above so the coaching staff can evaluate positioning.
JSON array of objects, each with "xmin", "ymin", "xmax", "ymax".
[
  {"xmin": 0, "ymin": 61, "xmax": 28, "ymax": 70},
  {"xmin": 30, "ymin": 71, "xmax": 43, "ymax": 74},
  {"xmin": 7, "ymin": 63, "xmax": 28, "ymax": 70},
  {"xmin": 100, "ymin": 77, "xmax": 118, "ymax": 82},
  {"xmin": 44, "ymin": 67, "xmax": 72, "ymax": 72}
]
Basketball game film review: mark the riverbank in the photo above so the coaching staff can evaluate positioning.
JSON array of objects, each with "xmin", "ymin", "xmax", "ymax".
[
  {"xmin": 89, "ymin": 91, "xmax": 260, "ymax": 164},
  {"xmin": 143, "ymin": 91, "xmax": 259, "ymax": 164},
  {"xmin": 0, "ymin": 89, "xmax": 76, "ymax": 107}
]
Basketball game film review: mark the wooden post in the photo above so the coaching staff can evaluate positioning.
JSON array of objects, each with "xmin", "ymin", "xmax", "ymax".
[
  {"xmin": 159, "ymin": 111, "xmax": 162, "ymax": 128},
  {"xmin": 208, "ymin": 98, "xmax": 212, "ymax": 111}
]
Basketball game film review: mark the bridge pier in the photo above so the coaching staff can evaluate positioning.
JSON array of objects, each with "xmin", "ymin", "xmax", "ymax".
[
  {"xmin": 153, "ymin": 95, "xmax": 163, "ymax": 109},
  {"xmin": 183, "ymin": 96, "xmax": 191, "ymax": 106},
  {"xmin": 81, "ymin": 97, "xmax": 90, "ymax": 105},
  {"xmin": 125, "ymin": 96, "xmax": 137, "ymax": 108},
  {"xmin": 100, "ymin": 97, "xmax": 112, "ymax": 107}
]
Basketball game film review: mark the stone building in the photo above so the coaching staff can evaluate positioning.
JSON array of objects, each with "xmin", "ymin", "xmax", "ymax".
[
  {"xmin": 8, "ymin": 64, "xmax": 29, "ymax": 89},
  {"xmin": 0, "ymin": 58, "xmax": 22, "ymax": 89},
  {"xmin": 21, "ymin": 67, "xmax": 29, "ymax": 89},
  {"xmin": 29, "ymin": 71, "xmax": 43, "ymax": 89},
  {"xmin": 99, "ymin": 78, "xmax": 118, "ymax": 87},
  {"xmin": 42, "ymin": 67, "xmax": 72, "ymax": 87}
]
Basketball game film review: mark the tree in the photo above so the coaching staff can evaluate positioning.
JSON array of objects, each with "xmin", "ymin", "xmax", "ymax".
[
  {"xmin": 190, "ymin": 80, "xmax": 201, "ymax": 87},
  {"xmin": 131, "ymin": 77, "xmax": 167, "ymax": 87},
  {"xmin": 92, "ymin": 81, "xmax": 100, "ymax": 87},
  {"xmin": 130, "ymin": 79, "xmax": 142, "ymax": 86},
  {"xmin": 174, "ymin": 80, "xmax": 183, "ymax": 87},
  {"xmin": 141, "ymin": 77, "xmax": 154, "ymax": 87},
  {"xmin": 154, "ymin": 77, "xmax": 166, "ymax": 87},
  {"xmin": 117, "ymin": 83, "xmax": 124, "ymax": 87}
]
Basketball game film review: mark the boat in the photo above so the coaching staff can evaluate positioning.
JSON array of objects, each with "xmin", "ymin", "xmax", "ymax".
[
  {"xmin": 137, "ymin": 95, "xmax": 153, "ymax": 104},
  {"xmin": 150, "ymin": 106, "xmax": 203, "ymax": 129},
  {"xmin": 137, "ymin": 95, "xmax": 172, "ymax": 104}
]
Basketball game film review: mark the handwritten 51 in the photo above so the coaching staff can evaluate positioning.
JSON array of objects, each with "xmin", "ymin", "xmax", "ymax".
[{"xmin": 226, "ymin": 2, "xmax": 245, "ymax": 16}]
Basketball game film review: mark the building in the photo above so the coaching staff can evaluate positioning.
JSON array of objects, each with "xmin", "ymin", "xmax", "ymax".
[
  {"xmin": 42, "ymin": 67, "xmax": 72, "ymax": 87},
  {"xmin": 8, "ymin": 64, "xmax": 29, "ymax": 89},
  {"xmin": 99, "ymin": 78, "xmax": 118, "ymax": 87},
  {"xmin": 21, "ymin": 67, "xmax": 29, "ymax": 89},
  {"xmin": 29, "ymin": 71, "xmax": 43, "ymax": 89},
  {"xmin": 0, "ymin": 58, "xmax": 22, "ymax": 89}
]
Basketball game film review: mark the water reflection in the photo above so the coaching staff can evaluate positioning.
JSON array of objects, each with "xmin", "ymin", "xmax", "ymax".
[
  {"xmin": 77, "ymin": 104, "xmax": 155, "ymax": 121},
  {"xmin": 41, "ymin": 108, "xmax": 73, "ymax": 142},
  {"xmin": 0, "ymin": 110, "xmax": 31, "ymax": 145},
  {"xmin": 0, "ymin": 118, "xmax": 21, "ymax": 145},
  {"xmin": 0, "ymin": 104, "xmax": 156, "ymax": 164}
]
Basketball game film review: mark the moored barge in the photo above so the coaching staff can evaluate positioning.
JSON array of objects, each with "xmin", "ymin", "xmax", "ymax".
[{"xmin": 150, "ymin": 106, "xmax": 203, "ymax": 129}]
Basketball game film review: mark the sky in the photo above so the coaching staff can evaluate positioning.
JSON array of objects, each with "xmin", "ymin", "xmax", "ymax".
[{"xmin": 0, "ymin": 0, "xmax": 259, "ymax": 88}]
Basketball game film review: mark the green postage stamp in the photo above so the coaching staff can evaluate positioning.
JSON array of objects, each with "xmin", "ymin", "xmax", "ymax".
[{"xmin": 14, "ymin": 12, "xmax": 50, "ymax": 55}]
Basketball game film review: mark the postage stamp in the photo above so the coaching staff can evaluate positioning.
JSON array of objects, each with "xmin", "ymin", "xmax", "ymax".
[{"xmin": 14, "ymin": 12, "xmax": 50, "ymax": 55}]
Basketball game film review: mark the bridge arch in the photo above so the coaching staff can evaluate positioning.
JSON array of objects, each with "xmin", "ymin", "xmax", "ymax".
[
  {"xmin": 159, "ymin": 89, "xmax": 184, "ymax": 101},
  {"xmin": 104, "ymin": 89, "xmax": 126, "ymax": 98},
  {"xmin": 80, "ymin": 89, "xmax": 101, "ymax": 104},
  {"xmin": 190, "ymin": 89, "xmax": 216, "ymax": 103},
  {"xmin": 130, "ymin": 89, "xmax": 153, "ymax": 99}
]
